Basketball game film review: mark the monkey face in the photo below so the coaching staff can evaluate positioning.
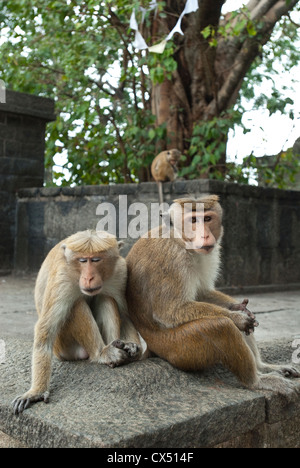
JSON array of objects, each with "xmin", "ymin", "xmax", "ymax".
[
  {"xmin": 176, "ymin": 211, "xmax": 222, "ymax": 254},
  {"xmin": 64, "ymin": 249, "xmax": 117, "ymax": 296},
  {"xmin": 167, "ymin": 150, "xmax": 181, "ymax": 168}
]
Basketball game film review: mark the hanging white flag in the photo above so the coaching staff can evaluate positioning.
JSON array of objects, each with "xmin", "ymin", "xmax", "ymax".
[
  {"xmin": 183, "ymin": 0, "xmax": 199, "ymax": 15},
  {"xmin": 148, "ymin": 39, "xmax": 167, "ymax": 54},
  {"xmin": 130, "ymin": 0, "xmax": 199, "ymax": 54}
]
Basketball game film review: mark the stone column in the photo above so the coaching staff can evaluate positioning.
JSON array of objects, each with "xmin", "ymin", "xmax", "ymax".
[{"xmin": 0, "ymin": 90, "xmax": 55, "ymax": 274}]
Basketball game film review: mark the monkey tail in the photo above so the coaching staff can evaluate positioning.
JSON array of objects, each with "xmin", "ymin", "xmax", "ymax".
[
  {"xmin": 139, "ymin": 317, "xmax": 257, "ymax": 388},
  {"xmin": 157, "ymin": 182, "xmax": 164, "ymax": 205}
]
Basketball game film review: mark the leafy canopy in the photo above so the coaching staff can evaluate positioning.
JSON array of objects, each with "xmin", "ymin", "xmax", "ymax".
[{"xmin": 0, "ymin": 0, "xmax": 299, "ymax": 187}]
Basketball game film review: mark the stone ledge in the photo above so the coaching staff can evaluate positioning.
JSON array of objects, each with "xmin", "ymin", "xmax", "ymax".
[
  {"xmin": 0, "ymin": 338, "xmax": 299, "ymax": 448},
  {"xmin": 0, "ymin": 90, "xmax": 56, "ymax": 122},
  {"xmin": 16, "ymin": 180, "xmax": 300, "ymax": 201}
]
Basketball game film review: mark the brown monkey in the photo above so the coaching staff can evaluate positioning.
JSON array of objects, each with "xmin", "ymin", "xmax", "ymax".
[
  {"xmin": 151, "ymin": 149, "xmax": 181, "ymax": 204},
  {"xmin": 13, "ymin": 230, "xmax": 143, "ymax": 414},
  {"xmin": 126, "ymin": 195, "xmax": 300, "ymax": 394}
]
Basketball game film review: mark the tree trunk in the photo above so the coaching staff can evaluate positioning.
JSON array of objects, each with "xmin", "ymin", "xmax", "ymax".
[{"xmin": 150, "ymin": 0, "xmax": 298, "ymax": 170}]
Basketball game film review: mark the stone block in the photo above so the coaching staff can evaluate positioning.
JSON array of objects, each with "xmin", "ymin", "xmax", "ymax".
[{"xmin": 0, "ymin": 338, "xmax": 299, "ymax": 448}]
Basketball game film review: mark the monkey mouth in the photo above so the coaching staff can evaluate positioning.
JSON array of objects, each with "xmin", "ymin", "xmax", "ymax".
[
  {"xmin": 82, "ymin": 286, "xmax": 102, "ymax": 296},
  {"xmin": 196, "ymin": 245, "xmax": 214, "ymax": 253}
]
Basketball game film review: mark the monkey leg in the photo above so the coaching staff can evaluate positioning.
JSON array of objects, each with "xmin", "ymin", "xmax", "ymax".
[
  {"xmin": 245, "ymin": 334, "xmax": 300, "ymax": 379},
  {"xmin": 141, "ymin": 318, "xmax": 298, "ymax": 395},
  {"xmin": 54, "ymin": 298, "xmax": 105, "ymax": 362},
  {"xmin": 141, "ymin": 317, "xmax": 257, "ymax": 387}
]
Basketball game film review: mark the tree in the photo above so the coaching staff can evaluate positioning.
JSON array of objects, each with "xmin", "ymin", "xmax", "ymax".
[
  {"xmin": 147, "ymin": 0, "xmax": 300, "ymax": 176},
  {"xmin": 0, "ymin": 0, "xmax": 299, "ymax": 185}
]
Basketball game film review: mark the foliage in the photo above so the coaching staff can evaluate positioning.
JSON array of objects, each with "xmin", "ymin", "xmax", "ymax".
[
  {"xmin": 232, "ymin": 149, "xmax": 300, "ymax": 190},
  {"xmin": 179, "ymin": 110, "xmax": 247, "ymax": 180},
  {"xmin": 0, "ymin": 0, "xmax": 299, "ymax": 187},
  {"xmin": 0, "ymin": 0, "xmax": 163, "ymax": 185}
]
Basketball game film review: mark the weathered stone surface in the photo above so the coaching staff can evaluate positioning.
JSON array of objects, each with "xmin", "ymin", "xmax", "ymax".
[
  {"xmin": 0, "ymin": 430, "xmax": 27, "ymax": 448},
  {"xmin": 0, "ymin": 276, "xmax": 299, "ymax": 448},
  {"xmin": 0, "ymin": 337, "xmax": 299, "ymax": 448}
]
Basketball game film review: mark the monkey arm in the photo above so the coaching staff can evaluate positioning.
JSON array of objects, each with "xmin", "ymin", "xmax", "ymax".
[
  {"xmin": 13, "ymin": 281, "xmax": 78, "ymax": 414},
  {"xmin": 200, "ymin": 290, "xmax": 240, "ymax": 309},
  {"xmin": 155, "ymin": 300, "xmax": 258, "ymax": 336},
  {"xmin": 13, "ymin": 318, "xmax": 55, "ymax": 414},
  {"xmin": 201, "ymin": 291, "xmax": 257, "ymax": 319},
  {"xmin": 93, "ymin": 295, "xmax": 143, "ymax": 366},
  {"xmin": 198, "ymin": 292, "xmax": 259, "ymax": 333}
]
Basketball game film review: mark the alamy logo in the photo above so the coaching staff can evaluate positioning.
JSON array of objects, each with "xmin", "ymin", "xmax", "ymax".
[
  {"xmin": 0, "ymin": 80, "xmax": 6, "ymax": 104},
  {"xmin": 0, "ymin": 340, "xmax": 5, "ymax": 364},
  {"xmin": 95, "ymin": 195, "xmax": 205, "ymax": 246}
]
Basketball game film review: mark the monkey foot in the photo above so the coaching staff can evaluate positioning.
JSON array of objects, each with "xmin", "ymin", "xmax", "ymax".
[
  {"xmin": 12, "ymin": 391, "xmax": 50, "ymax": 415},
  {"xmin": 111, "ymin": 340, "xmax": 141, "ymax": 359},
  {"xmin": 279, "ymin": 367, "xmax": 300, "ymax": 379},
  {"xmin": 101, "ymin": 340, "xmax": 142, "ymax": 368}
]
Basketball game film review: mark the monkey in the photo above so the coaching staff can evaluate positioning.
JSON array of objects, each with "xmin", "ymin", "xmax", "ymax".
[
  {"xmin": 13, "ymin": 230, "xmax": 143, "ymax": 414},
  {"xmin": 126, "ymin": 195, "xmax": 300, "ymax": 395},
  {"xmin": 151, "ymin": 149, "xmax": 181, "ymax": 204}
]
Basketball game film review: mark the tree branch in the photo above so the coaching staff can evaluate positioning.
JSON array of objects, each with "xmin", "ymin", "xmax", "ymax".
[
  {"xmin": 208, "ymin": 0, "xmax": 299, "ymax": 116},
  {"xmin": 250, "ymin": 0, "xmax": 278, "ymax": 21},
  {"xmin": 287, "ymin": 12, "xmax": 300, "ymax": 28}
]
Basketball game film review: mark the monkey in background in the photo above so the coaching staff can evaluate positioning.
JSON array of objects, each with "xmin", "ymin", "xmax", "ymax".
[
  {"xmin": 126, "ymin": 195, "xmax": 300, "ymax": 394},
  {"xmin": 151, "ymin": 149, "xmax": 181, "ymax": 204},
  {"xmin": 13, "ymin": 230, "xmax": 143, "ymax": 414}
]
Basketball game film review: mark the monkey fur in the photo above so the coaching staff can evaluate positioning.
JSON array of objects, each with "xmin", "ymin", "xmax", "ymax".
[
  {"xmin": 151, "ymin": 149, "xmax": 181, "ymax": 204},
  {"xmin": 126, "ymin": 195, "xmax": 300, "ymax": 395},
  {"xmin": 13, "ymin": 230, "xmax": 143, "ymax": 414}
]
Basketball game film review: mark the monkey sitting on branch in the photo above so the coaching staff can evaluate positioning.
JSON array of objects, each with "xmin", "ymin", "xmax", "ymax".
[
  {"xmin": 126, "ymin": 195, "xmax": 300, "ymax": 394},
  {"xmin": 151, "ymin": 149, "xmax": 181, "ymax": 204},
  {"xmin": 13, "ymin": 230, "xmax": 143, "ymax": 414}
]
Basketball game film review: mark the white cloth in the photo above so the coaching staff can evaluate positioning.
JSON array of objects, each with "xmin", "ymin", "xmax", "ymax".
[{"xmin": 130, "ymin": 0, "xmax": 199, "ymax": 53}]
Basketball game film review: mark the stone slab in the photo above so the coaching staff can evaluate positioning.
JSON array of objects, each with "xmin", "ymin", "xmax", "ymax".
[
  {"xmin": 0, "ymin": 337, "xmax": 266, "ymax": 448},
  {"xmin": 0, "ymin": 337, "xmax": 299, "ymax": 448}
]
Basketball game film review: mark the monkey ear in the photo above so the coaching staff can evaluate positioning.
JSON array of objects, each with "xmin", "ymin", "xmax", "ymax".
[
  {"xmin": 61, "ymin": 244, "xmax": 66, "ymax": 251},
  {"xmin": 118, "ymin": 241, "xmax": 125, "ymax": 251}
]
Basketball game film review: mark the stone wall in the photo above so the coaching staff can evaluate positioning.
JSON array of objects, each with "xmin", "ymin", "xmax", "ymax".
[
  {"xmin": 15, "ymin": 180, "xmax": 300, "ymax": 288},
  {"xmin": 0, "ymin": 90, "xmax": 55, "ymax": 273}
]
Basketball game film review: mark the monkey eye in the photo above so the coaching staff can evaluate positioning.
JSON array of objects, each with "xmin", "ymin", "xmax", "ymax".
[
  {"xmin": 91, "ymin": 257, "xmax": 102, "ymax": 263},
  {"xmin": 78, "ymin": 258, "xmax": 88, "ymax": 263},
  {"xmin": 191, "ymin": 217, "xmax": 197, "ymax": 224},
  {"xmin": 204, "ymin": 216, "xmax": 212, "ymax": 222}
]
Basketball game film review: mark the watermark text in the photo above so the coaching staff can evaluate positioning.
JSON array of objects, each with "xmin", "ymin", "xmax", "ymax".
[{"xmin": 96, "ymin": 196, "xmax": 205, "ymax": 247}]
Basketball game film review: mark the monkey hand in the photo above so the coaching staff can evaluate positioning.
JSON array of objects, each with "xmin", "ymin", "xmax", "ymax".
[
  {"xmin": 229, "ymin": 310, "xmax": 259, "ymax": 336},
  {"xmin": 229, "ymin": 298, "xmax": 251, "ymax": 314},
  {"xmin": 99, "ymin": 340, "xmax": 142, "ymax": 368},
  {"xmin": 12, "ymin": 390, "xmax": 50, "ymax": 415},
  {"xmin": 229, "ymin": 299, "xmax": 259, "ymax": 334}
]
